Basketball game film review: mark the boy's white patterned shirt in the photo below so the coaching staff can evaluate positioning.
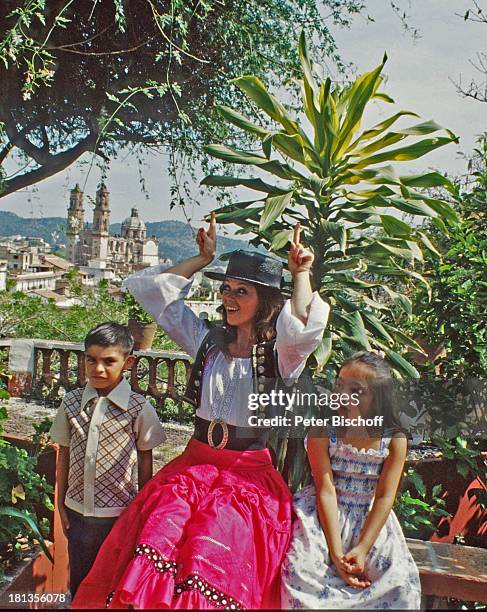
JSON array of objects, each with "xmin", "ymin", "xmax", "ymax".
[{"xmin": 49, "ymin": 377, "xmax": 165, "ymax": 517}]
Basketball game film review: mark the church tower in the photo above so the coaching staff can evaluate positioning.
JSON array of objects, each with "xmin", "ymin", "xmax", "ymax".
[
  {"xmin": 66, "ymin": 184, "xmax": 84, "ymax": 263},
  {"xmin": 91, "ymin": 183, "xmax": 110, "ymax": 263}
]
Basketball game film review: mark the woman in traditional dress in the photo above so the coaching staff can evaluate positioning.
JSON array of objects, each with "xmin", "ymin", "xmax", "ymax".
[{"xmin": 72, "ymin": 214, "xmax": 329, "ymax": 610}]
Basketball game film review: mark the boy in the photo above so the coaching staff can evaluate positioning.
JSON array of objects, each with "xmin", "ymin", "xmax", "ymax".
[{"xmin": 49, "ymin": 322, "xmax": 166, "ymax": 597}]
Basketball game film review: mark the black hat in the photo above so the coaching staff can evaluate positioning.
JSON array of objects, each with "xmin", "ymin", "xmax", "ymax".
[{"xmin": 204, "ymin": 250, "xmax": 283, "ymax": 290}]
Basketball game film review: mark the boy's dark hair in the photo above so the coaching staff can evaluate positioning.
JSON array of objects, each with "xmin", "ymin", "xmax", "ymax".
[
  {"xmin": 339, "ymin": 351, "xmax": 404, "ymax": 435},
  {"xmin": 85, "ymin": 322, "xmax": 134, "ymax": 356}
]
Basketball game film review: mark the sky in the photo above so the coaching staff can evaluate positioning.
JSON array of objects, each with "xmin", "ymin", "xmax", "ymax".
[{"xmin": 1, "ymin": 0, "xmax": 485, "ymax": 230}]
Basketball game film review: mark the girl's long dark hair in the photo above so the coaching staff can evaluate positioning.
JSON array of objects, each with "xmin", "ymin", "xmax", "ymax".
[
  {"xmin": 339, "ymin": 351, "xmax": 405, "ymax": 436},
  {"xmin": 214, "ymin": 282, "xmax": 284, "ymax": 352}
]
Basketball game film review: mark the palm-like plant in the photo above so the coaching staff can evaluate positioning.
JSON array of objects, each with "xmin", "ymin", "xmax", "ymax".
[{"xmin": 202, "ymin": 32, "xmax": 458, "ymax": 379}]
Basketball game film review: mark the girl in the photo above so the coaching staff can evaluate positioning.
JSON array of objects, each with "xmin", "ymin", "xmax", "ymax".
[
  {"xmin": 281, "ymin": 351, "xmax": 421, "ymax": 609},
  {"xmin": 72, "ymin": 215, "xmax": 329, "ymax": 609}
]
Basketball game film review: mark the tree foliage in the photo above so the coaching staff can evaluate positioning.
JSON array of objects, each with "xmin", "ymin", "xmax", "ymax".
[
  {"xmin": 0, "ymin": 0, "xmax": 364, "ymax": 198},
  {"xmin": 0, "ymin": 277, "xmax": 177, "ymax": 350},
  {"xmin": 401, "ymin": 136, "xmax": 487, "ymax": 378},
  {"xmin": 202, "ymin": 33, "xmax": 458, "ymax": 378}
]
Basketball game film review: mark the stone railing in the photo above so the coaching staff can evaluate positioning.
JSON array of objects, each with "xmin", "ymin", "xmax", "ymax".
[{"xmin": 0, "ymin": 338, "xmax": 192, "ymax": 412}]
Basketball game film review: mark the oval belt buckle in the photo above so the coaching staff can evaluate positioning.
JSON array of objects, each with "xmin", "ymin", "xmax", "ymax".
[{"xmin": 207, "ymin": 418, "xmax": 229, "ymax": 450}]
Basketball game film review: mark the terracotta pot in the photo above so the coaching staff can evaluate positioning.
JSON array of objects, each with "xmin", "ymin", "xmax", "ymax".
[
  {"xmin": 128, "ymin": 319, "xmax": 157, "ymax": 351},
  {"xmin": 1, "ymin": 436, "xmax": 69, "ymax": 595},
  {"xmin": 409, "ymin": 455, "xmax": 487, "ymax": 547}
]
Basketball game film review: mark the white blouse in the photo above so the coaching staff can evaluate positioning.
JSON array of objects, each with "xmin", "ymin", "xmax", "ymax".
[{"xmin": 123, "ymin": 266, "xmax": 329, "ymax": 426}]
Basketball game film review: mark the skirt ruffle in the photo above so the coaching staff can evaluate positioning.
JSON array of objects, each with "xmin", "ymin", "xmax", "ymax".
[{"xmin": 72, "ymin": 437, "xmax": 292, "ymax": 610}]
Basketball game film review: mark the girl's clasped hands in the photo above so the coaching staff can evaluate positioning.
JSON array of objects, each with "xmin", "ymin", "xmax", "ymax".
[{"xmin": 336, "ymin": 546, "xmax": 371, "ymax": 589}]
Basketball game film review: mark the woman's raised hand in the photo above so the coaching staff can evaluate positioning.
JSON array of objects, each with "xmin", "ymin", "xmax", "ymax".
[
  {"xmin": 288, "ymin": 222, "xmax": 314, "ymax": 275},
  {"xmin": 196, "ymin": 211, "xmax": 217, "ymax": 263}
]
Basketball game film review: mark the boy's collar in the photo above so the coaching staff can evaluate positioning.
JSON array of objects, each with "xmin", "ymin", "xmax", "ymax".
[{"xmin": 80, "ymin": 377, "xmax": 131, "ymax": 412}]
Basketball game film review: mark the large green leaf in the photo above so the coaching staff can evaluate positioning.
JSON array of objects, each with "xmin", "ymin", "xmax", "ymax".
[
  {"xmin": 298, "ymin": 30, "xmax": 318, "ymax": 95},
  {"xmin": 352, "ymin": 136, "xmax": 455, "ymax": 168},
  {"xmin": 383, "ymin": 286, "xmax": 412, "ymax": 314},
  {"xmin": 384, "ymin": 325, "xmax": 425, "ymax": 353},
  {"xmin": 201, "ymin": 175, "xmax": 288, "ymax": 195},
  {"xmin": 380, "ymin": 214, "xmax": 412, "ymax": 236},
  {"xmin": 320, "ymin": 258, "xmax": 361, "ymax": 272},
  {"xmin": 408, "ymin": 193, "xmax": 458, "ymax": 224},
  {"xmin": 214, "ymin": 201, "xmax": 264, "ymax": 223},
  {"xmin": 352, "ymin": 132, "xmax": 408, "ymax": 158},
  {"xmin": 320, "ymin": 220, "xmax": 347, "ymax": 253},
  {"xmin": 333, "ymin": 54, "xmax": 387, "ymax": 159},
  {"xmin": 260, "ymin": 192, "xmax": 293, "ymax": 231},
  {"xmin": 352, "ymin": 121, "xmax": 446, "ymax": 160},
  {"xmin": 271, "ymin": 133, "xmax": 306, "ymax": 164},
  {"xmin": 204, "ymin": 146, "xmax": 306, "ymax": 180},
  {"xmin": 400, "ymin": 171, "xmax": 454, "ymax": 191},
  {"xmin": 270, "ymin": 228, "xmax": 292, "ymax": 252},
  {"xmin": 205, "ymin": 144, "xmax": 269, "ymax": 165},
  {"xmin": 341, "ymin": 165, "xmax": 399, "ymax": 186},
  {"xmin": 363, "ymin": 240, "xmax": 414, "ymax": 262},
  {"xmin": 0, "ymin": 507, "xmax": 53, "ymax": 563},
  {"xmin": 387, "ymin": 196, "xmax": 441, "ymax": 218},
  {"xmin": 383, "ymin": 348, "xmax": 420, "ymax": 379},
  {"xmin": 340, "ymin": 311, "xmax": 372, "ymax": 350},
  {"xmin": 417, "ymin": 231, "xmax": 441, "ymax": 257},
  {"xmin": 217, "ymin": 105, "xmax": 269, "ymax": 137},
  {"xmin": 233, "ymin": 75, "xmax": 308, "ymax": 140},
  {"xmin": 347, "ymin": 111, "xmax": 419, "ymax": 150},
  {"xmin": 313, "ymin": 330, "xmax": 332, "ymax": 371},
  {"xmin": 362, "ymin": 311, "xmax": 394, "ymax": 345}
]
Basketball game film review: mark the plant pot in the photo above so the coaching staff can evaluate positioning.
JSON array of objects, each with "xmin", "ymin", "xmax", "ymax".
[
  {"xmin": 128, "ymin": 319, "xmax": 157, "ymax": 351},
  {"xmin": 409, "ymin": 455, "xmax": 486, "ymax": 547},
  {"xmin": 1, "ymin": 436, "xmax": 69, "ymax": 595},
  {"xmin": 0, "ymin": 541, "xmax": 64, "ymax": 608}
]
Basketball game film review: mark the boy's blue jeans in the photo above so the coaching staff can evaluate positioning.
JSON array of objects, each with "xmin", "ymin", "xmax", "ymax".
[{"xmin": 65, "ymin": 507, "xmax": 117, "ymax": 597}]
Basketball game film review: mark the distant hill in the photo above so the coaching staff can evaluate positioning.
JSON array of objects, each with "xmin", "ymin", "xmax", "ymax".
[
  {"xmin": 0, "ymin": 211, "xmax": 67, "ymax": 242},
  {"xmin": 0, "ymin": 211, "xmax": 255, "ymax": 263}
]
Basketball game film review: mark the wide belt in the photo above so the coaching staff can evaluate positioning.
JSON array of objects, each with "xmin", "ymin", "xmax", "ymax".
[{"xmin": 193, "ymin": 415, "xmax": 268, "ymax": 451}]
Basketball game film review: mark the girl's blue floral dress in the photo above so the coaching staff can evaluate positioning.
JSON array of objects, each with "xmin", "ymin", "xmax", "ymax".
[{"xmin": 281, "ymin": 429, "xmax": 421, "ymax": 609}]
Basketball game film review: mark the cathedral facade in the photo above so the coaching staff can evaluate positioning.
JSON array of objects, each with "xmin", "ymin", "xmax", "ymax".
[{"xmin": 66, "ymin": 184, "xmax": 159, "ymax": 276}]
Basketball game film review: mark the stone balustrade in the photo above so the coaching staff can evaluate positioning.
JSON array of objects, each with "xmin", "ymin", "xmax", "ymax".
[{"xmin": 0, "ymin": 338, "xmax": 192, "ymax": 411}]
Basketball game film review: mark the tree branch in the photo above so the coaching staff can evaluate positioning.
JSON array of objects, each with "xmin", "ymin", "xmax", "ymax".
[
  {"xmin": 4, "ymin": 116, "xmax": 50, "ymax": 166},
  {"xmin": 0, "ymin": 132, "xmax": 98, "ymax": 198},
  {"xmin": 0, "ymin": 142, "xmax": 13, "ymax": 164},
  {"xmin": 48, "ymin": 37, "xmax": 154, "ymax": 56}
]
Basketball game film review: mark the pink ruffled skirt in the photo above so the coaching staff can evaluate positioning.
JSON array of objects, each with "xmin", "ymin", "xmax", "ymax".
[{"xmin": 72, "ymin": 437, "xmax": 292, "ymax": 609}]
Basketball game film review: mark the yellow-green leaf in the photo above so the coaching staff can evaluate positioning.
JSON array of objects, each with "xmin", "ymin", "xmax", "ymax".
[
  {"xmin": 270, "ymin": 228, "xmax": 292, "ymax": 252},
  {"xmin": 313, "ymin": 330, "xmax": 332, "ymax": 372},
  {"xmin": 260, "ymin": 192, "xmax": 293, "ymax": 232},
  {"xmin": 352, "ymin": 136, "xmax": 455, "ymax": 168},
  {"xmin": 11, "ymin": 484, "xmax": 25, "ymax": 504},
  {"xmin": 381, "ymin": 215, "xmax": 412, "ymax": 236},
  {"xmin": 217, "ymin": 105, "xmax": 268, "ymax": 137}
]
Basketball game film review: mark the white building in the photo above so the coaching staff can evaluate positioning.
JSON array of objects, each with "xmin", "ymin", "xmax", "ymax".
[
  {"xmin": 66, "ymin": 184, "xmax": 159, "ymax": 277},
  {"xmin": 12, "ymin": 271, "xmax": 57, "ymax": 292},
  {"xmin": 0, "ymin": 261, "xmax": 6, "ymax": 292}
]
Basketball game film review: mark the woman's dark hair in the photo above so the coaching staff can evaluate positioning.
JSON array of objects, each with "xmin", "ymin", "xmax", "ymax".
[
  {"xmin": 215, "ymin": 282, "xmax": 284, "ymax": 350},
  {"xmin": 339, "ymin": 351, "xmax": 405, "ymax": 435},
  {"xmin": 85, "ymin": 322, "xmax": 134, "ymax": 356}
]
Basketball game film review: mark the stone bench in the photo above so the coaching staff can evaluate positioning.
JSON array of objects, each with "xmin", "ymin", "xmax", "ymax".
[{"xmin": 407, "ymin": 538, "xmax": 487, "ymax": 606}]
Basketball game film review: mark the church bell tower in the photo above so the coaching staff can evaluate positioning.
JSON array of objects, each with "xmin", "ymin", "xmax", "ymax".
[
  {"xmin": 66, "ymin": 184, "xmax": 84, "ymax": 264},
  {"xmin": 91, "ymin": 183, "xmax": 110, "ymax": 262}
]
